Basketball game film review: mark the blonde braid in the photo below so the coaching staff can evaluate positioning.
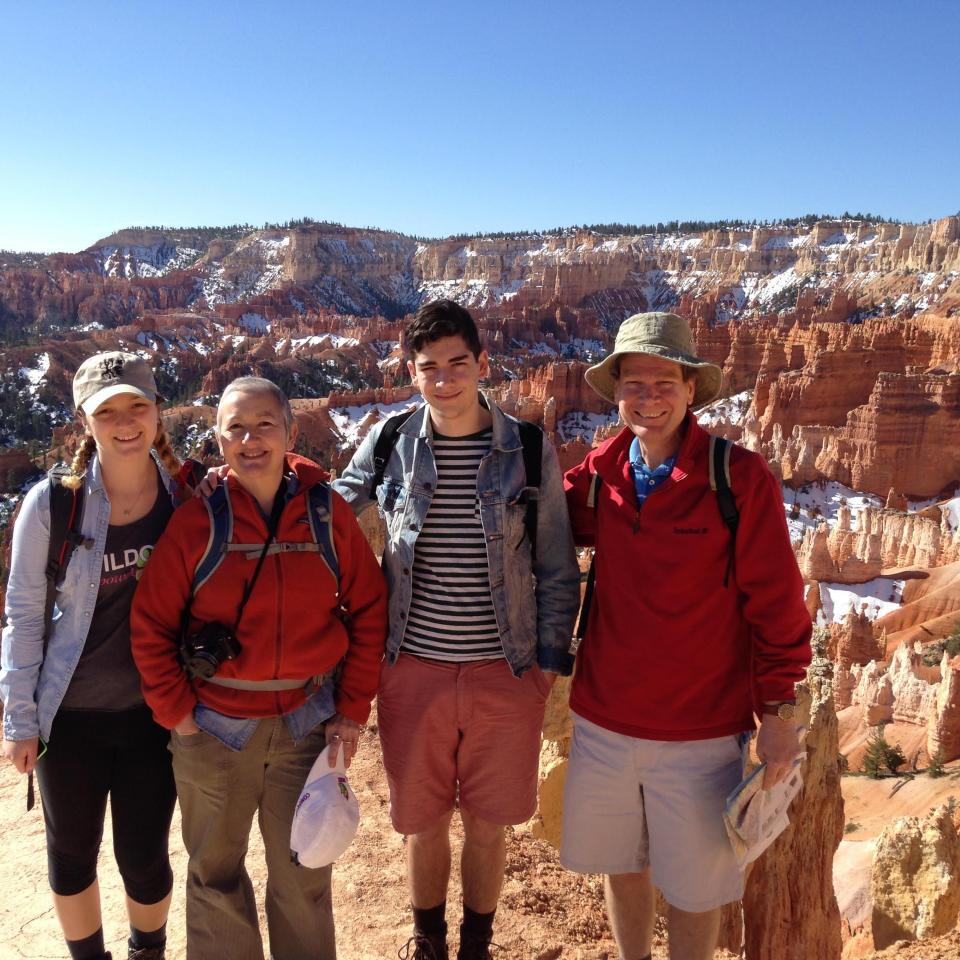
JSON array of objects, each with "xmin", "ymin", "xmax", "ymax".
[
  {"xmin": 153, "ymin": 421, "xmax": 182, "ymax": 479},
  {"xmin": 61, "ymin": 436, "xmax": 96, "ymax": 490}
]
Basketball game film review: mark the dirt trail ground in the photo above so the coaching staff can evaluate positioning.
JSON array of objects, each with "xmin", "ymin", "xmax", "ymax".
[
  {"xmin": 0, "ymin": 713, "xmax": 630, "ymax": 960},
  {"xmin": 7, "ymin": 715, "xmax": 958, "ymax": 959}
]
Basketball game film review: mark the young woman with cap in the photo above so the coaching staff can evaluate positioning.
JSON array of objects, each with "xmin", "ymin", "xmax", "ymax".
[{"xmin": 1, "ymin": 352, "xmax": 184, "ymax": 960}]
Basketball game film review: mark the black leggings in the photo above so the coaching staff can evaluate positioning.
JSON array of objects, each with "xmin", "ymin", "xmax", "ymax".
[{"xmin": 35, "ymin": 706, "xmax": 176, "ymax": 903}]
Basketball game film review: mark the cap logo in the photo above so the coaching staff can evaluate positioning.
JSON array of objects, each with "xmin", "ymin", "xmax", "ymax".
[{"xmin": 100, "ymin": 356, "xmax": 125, "ymax": 380}]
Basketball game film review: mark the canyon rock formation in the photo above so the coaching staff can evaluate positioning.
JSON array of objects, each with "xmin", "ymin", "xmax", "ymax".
[
  {"xmin": 798, "ymin": 504, "xmax": 960, "ymax": 583},
  {"xmin": 739, "ymin": 652, "xmax": 844, "ymax": 960},
  {"xmin": 870, "ymin": 801, "xmax": 960, "ymax": 949},
  {"xmin": 835, "ymin": 641, "xmax": 960, "ymax": 764}
]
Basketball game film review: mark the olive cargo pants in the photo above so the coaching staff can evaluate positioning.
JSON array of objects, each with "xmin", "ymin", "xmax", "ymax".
[{"xmin": 172, "ymin": 718, "xmax": 335, "ymax": 960}]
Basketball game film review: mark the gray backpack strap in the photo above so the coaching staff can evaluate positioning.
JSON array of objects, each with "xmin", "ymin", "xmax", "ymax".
[
  {"xmin": 191, "ymin": 484, "xmax": 233, "ymax": 594},
  {"xmin": 306, "ymin": 483, "xmax": 340, "ymax": 593}
]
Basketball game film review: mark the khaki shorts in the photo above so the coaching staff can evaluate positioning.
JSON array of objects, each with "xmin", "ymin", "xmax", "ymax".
[
  {"xmin": 560, "ymin": 712, "xmax": 749, "ymax": 912},
  {"xmin": 377, "ymin": 653, "xmax": 550, "ymax": 835}
]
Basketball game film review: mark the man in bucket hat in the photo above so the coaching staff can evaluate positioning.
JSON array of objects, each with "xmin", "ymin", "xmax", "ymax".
[{"xmin": 560, "ymin": 312, "xmax": 811, "ymax": 960}]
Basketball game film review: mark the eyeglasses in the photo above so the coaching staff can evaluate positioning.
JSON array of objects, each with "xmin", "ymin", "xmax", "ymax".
[{"xmin": 25, "ymin": 739, "xmax": 48, "ymax": 813}]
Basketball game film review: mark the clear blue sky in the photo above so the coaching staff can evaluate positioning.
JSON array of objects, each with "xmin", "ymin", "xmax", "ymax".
[{"xmin": 1, "ymin": 0, "xmax": 958, "ymax": 252}]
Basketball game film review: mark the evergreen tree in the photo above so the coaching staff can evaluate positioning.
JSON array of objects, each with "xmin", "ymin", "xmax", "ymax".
[{"xmin": 862, "ymin": 726, "xmax": 906, "ymax": 778}]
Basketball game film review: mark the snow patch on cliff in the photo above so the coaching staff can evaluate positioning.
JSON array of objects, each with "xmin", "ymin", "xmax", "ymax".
[
  {"xmin": 329, "ymin": 396, "xmax": 423, "ymax": 448},
  {"xmin": 96, "ymin": 242, "xmax": 202, "ymax": 278},
  {"xmin": 816, "ymin": 579, "xmax": 905, "ymax": 624},
  {"xmin": 784, "ymin": 482, "xmax": 884, "ymax": 541},
  {"xmin": 697, "ymin": 391, "xmax": 752, "ymax": 432},
  {"xmin": 556, "ymin": 410, "xmax": 619, "ymax": 443},
  {"xmin": 19, "ymin": 352, "xmax": 50, "ymax": 390}
]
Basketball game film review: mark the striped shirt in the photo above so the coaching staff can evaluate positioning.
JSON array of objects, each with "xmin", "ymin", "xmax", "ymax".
[{"xmin": 401, "ymin": 428, "xmax": 503, "ymax": 662}]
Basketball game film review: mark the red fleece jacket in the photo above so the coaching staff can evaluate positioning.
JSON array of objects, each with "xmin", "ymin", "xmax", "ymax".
[
  {"xmin": 564, "ymin": 414, "xmax": 811, "ymax": 741},
  {"xmin": 132, "ymin": 454, "xmax": 387, "ymax": 729}
]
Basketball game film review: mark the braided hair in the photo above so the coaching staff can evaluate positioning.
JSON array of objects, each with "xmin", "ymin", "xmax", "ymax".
[
  {"xmin": 61, "ymin": 435, "xmax": 96, "ymax": 491},
  {"xmin": 61, "ymin": 417, "xmax": 182, "ymax": 490},
  {"xmin": 152, "ymin": 419, "xmax": 182, "ymax": 479}
]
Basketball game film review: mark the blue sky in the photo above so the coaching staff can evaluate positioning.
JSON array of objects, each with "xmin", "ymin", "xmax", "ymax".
[{"xmin": 1, "ymin": 0, "xmax": 958, "ymax": 252}]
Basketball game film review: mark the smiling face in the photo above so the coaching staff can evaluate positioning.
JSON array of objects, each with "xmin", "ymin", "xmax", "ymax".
[
  {"xmin": 614, "ymin": 353, "xmax": 696, "ymax": 462},
  {"xmin": 83, "ymin": 391, "xmax": 159, "ymax": 464},
  {"xmin": 407, "ymin": 335, "xmax": 490, "ymax": 434},
  {"xmin": 216, "ymin": 388, "xmax": 298, "ymax": 496}
]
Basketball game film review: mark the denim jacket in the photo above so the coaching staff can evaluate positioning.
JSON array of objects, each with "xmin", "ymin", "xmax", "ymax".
[
  {"xmin": 0, "ymin": 454, "xmax": 174, "ymax": 742},
  {"xmin": 332, "ymin": 396, "xmax": 580, "ymax": 677}
]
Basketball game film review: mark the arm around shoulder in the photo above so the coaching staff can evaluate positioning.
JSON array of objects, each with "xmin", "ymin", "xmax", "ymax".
[
  {"xmin": 330, "ymin": 427, "xmax": 381, "ymax": 519},
  {"xmin": 563, "ymin": 453, "xmax": 599, "ymax": 548}
]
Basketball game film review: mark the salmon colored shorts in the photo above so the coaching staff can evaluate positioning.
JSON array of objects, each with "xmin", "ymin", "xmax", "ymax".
[{"xmin": 377, "ymin": 653, "xmax": 551, "ymax": 835}]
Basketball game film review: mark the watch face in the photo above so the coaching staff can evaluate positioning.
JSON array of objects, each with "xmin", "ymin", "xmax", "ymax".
[{"xmin": 778, "ymin": 702, "xmax": 796, "ymax": 721}]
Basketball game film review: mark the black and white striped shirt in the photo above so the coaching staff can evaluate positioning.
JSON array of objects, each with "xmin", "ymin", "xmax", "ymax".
[{"xmin": 401, "ymin": 428, "xmax": 503, "ymax": 661}]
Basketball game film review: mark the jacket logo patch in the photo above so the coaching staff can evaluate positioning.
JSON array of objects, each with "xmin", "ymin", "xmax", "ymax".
[{"xmin": 674, "ymin": 526, "xmax": 708, "ymax": 535}]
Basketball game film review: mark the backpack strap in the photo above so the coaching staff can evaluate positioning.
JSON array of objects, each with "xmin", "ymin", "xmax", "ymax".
[
  {"xmin": 306, "ymin": 482, "xmax": 340, "ymax": 592},
  {"xmin": 370, "ymin": 409, "xmax": 416, "ymax": 499},
  {"xmin": 191, "ymin": 483, "xmax": 234, "ymax": 595},
  {"xmin": 43, "ymin": 468, "xmax": 88, "ymax": 654},
  {"xmin": 190, "ymin": 480, "xmax": 342, "ymax": 597},
  {"xmin": 709, "ymin": 435, "xmax": 740, "ymax": 588},
  {"xmin": 571, "ymin": 472, "xmax": 603, "ymax": 652},
  {"xmin": 517, "ymin": 420, "xmax": 543, "ymax": 561}
]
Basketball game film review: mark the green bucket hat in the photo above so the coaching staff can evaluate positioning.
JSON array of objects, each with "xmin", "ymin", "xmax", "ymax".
[{"xmin": 585, "ymin": 312, "xmax": 723, "ymax": 407}]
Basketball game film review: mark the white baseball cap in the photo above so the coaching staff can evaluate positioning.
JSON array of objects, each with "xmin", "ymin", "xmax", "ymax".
[{"xmin": 290, "ymin": 745, "xmax": 360, "ymax": 869}]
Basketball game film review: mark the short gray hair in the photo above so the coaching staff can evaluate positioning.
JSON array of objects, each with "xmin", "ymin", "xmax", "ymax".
[{"xmin": 218, "ymin": 377, "xmax": 294, "ymax": 432}]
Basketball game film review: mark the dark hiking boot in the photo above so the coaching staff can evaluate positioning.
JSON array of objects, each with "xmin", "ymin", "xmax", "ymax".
[
  {"xmin": 127, "ymin": 943, "xmax": 165, "ymax": 960},
  {"xmin": 456, "ymin": 931, "xmax": 502, "ymax": 960},
  {"xmin": 398, "ymin": 931, "xmax": 449, "ymax": 960}
]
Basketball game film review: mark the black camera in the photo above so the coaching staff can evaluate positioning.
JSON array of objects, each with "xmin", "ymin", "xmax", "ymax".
[{"xmin": 179, "ymin": 622, "xmax": 242, "ymax": 680}]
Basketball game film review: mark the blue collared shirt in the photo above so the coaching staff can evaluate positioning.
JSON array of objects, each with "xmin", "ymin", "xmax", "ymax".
[
  {"xmin": 195, "ymin": 682, "xmax": 336, "ymax": 751},
  {"xmin": 629, "ymin": 437, "xmax": 676, "ymax": 510}
]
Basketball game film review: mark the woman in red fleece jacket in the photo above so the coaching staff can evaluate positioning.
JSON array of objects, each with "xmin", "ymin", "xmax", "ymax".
[{"xmin": 132, "ymin": 377, "xmax": 387, "ymax": 960}]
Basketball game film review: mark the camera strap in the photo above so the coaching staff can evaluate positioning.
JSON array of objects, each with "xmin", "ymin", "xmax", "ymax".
[
  {"xmin": 180, "ymin": 477, "xmax": 289, "ymax": 637},
  {"xmin": 230, "ymin": 479, "xmax": 288, "ymax": 634}
]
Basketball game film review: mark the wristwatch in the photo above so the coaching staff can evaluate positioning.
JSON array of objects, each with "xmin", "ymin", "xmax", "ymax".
[{"xmin": 762, "ymin": 701, "xmax": 796, "ymax": 721}]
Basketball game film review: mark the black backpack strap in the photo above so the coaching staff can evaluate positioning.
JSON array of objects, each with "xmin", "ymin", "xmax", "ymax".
[
  {"xmin": 709, "ymin": 435, "xmax": 739, "ymax": 587},
  {"xmin": 517, "ymin": 420, "xmax": 543, "ymax": 561},
  {"xmin": 43, "ymin": 469, "xmax": 87, "ymax": 653},
  {"xmin": 370, "ymin": 409, "xmax": 416, "ymax": 499},
  {"xmin": 572, "ymin": 473, "xmax": 603, "ymax": 651}
]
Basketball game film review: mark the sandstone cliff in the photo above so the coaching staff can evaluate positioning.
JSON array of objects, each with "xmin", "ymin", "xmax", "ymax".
[{"xmin": 870, "ymin": 801, "xmax": 960, "ymax": 949}]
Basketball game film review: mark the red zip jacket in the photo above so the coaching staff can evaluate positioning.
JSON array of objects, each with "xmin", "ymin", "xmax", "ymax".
[
  {"xmin": 564, "ymin": 413, "xmax": 811, "ymax": 741},
  {"xmin": 132, "ymin": 454, "xmax": 387, "ymax": 729}
]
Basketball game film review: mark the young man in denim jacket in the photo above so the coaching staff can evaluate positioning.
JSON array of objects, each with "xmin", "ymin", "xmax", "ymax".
[{"xmin": 333, "ymin": 299, "xmax": 579, "ymax": 960}]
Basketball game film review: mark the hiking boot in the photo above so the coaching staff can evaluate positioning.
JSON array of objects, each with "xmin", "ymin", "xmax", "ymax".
[
  {"xmin": 398, "ymin": 931, "xmax": 449, "ymax": 960},
  {"xmin": 127, "ymin": 943, "xmax": 165, "ymax": 960},
  {"xmin": 456, "ymin": 931, "xmax": 501, "ymax": 960}
]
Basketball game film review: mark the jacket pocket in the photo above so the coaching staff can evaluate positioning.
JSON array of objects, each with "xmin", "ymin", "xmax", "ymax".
[
  {"xmin": 505, "ymin": 500, "xmax": 531, "ymax": 552},
  {"xmin": 376, "ymin": 479, "xmax": 408, "ymax": 539}
]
